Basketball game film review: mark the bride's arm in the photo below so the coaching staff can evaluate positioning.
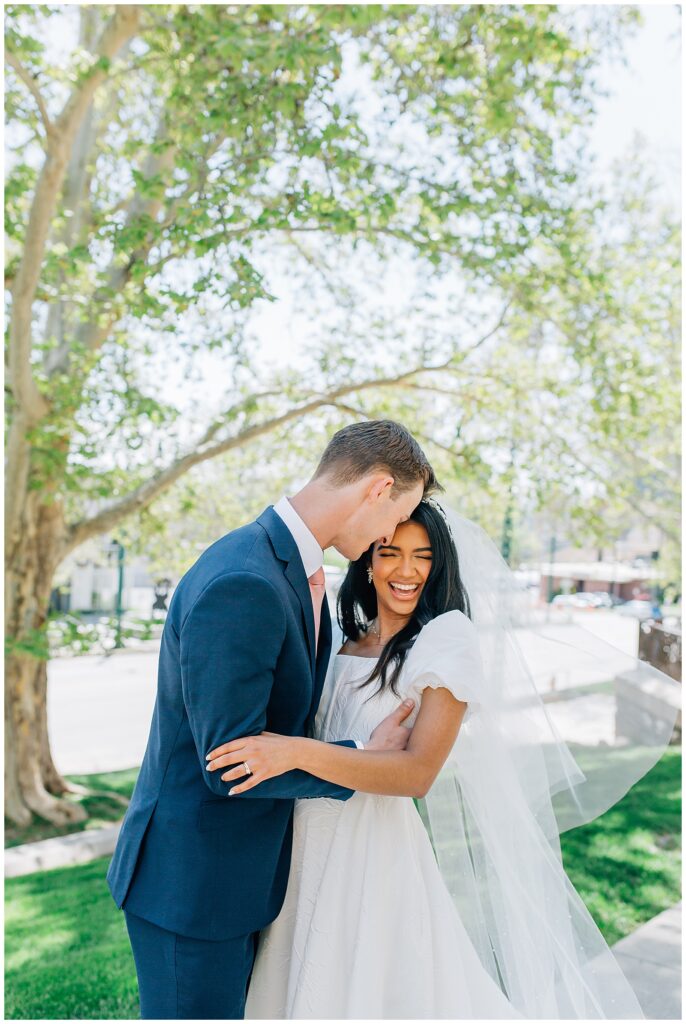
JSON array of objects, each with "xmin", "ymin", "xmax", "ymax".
[{"xmin": 206, "ymin": 687, "xmax": 467, "ymax": 798}]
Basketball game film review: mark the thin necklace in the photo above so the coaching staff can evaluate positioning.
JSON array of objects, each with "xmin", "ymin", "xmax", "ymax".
[{"xmin": 369, "ymin": 620, "xmax": 399, "ymax": 643}]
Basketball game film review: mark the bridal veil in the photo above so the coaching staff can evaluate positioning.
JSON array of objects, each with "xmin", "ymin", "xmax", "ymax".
[{"xmin": 416, "ymin": 503, "xmax": 680, "ymax": 1019}]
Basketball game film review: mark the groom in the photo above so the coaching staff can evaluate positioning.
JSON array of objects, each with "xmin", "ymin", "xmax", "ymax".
[{"xmin": 107, "ymin": 419, "xmax": 439, "ymax": 1019}]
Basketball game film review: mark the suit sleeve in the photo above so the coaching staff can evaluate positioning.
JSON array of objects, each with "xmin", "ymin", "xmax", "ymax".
[{"xmin": 180, "ymin": 571, "xmax": 355, "ymax": 801}]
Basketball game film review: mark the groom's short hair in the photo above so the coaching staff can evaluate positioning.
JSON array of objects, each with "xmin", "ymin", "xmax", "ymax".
[{"xmin": 313, "ymin": 420, "xmax": 441, "ymax": 496}]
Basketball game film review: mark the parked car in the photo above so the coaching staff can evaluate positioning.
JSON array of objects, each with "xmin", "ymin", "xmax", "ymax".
[
  {"xmin": 661, "ymin": 603, "xmax": 682, "ymax": 625},
  {"xmin": 551, "ymin": 593, "xmax": 597, "ymax": 609},
  {"xmin": 584, "ymin": 592, "xmax": 623, "ymax": 608},
  {"xmin": 616, "ymin": 599, "xmax": 655, "ymax": 620}
]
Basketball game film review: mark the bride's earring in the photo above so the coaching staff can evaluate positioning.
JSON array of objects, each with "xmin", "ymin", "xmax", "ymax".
[{"xmin": 367, "ymin": 567, "xmax": 374, "ymax": 584}]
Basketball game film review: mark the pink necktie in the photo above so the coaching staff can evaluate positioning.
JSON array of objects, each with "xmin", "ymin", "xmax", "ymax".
[{"xmin": 308, "ymin": 566, "xmax": 326, "ymax": 652}]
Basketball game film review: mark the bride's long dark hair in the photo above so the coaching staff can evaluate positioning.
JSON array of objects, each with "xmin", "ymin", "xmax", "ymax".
[{"xmin": 336, "ymin": 500, "xmax": 472, "ymax": 697}]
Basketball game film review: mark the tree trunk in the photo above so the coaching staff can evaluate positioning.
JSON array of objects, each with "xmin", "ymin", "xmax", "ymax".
[{"xmin": 4, "ymin": 492, "xmax": 86, "ymax": 826}]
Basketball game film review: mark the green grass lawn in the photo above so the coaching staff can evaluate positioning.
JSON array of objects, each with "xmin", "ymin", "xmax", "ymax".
[
  {"xmin": 560, "ymin": 746, "xmax": 682, "ymax": 945},
  {"xmin": 4, "ymin": 749, "xmax": 681, "ymax": 1019},
  {"xmin": 4, "ymin": 769, "xmax": 139, "ymax": 849},
  {"xmin": 4, "ymin": 857, "xmax": 139, "ymax": 1020}
]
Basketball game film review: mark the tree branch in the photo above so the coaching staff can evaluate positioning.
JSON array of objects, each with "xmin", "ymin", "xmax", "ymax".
[
  {"xmin": 65, "ymin": 304, "xmax": 513, "ymax": 549},
  {"xmin": 194, "ymin": 390, "xmax": 283, "ymax": 449},
  {"xmin": 284, "ymin": 232, "xmax": 356, "ymax": 308},
  {"xmin": 554, "ymin": 435, "xmax": 680, "ymax": 545},
  {"xmin": 8, "ymin": 5, "xmax": 141, "ymax": 425},
  {"xmin": 330, "ymin": 400, "xmax": 473, "ymax": 465},
  {"xmin": 65, "ymin": 363, "xmax": 465, "ymax": 551},
  {"xmin": 332, "ymin": 402, "xmax": 679, "ymax": 544},
  {"xmin": 328, "ymin": 393, "xmax": 516, "ymax": 461},
  {"xmin": 5, "ymin": 49, "xmax": 54, "ymax": 139},
  {"xmin": 67, "ymin": 129, "xmax": 230, "ymax": 366},
  {"xmin": 43, "ymin": 14, "xmax": 138, "ymax": 376},
  {"xmin": 461, "ymin": 297, "xmax": 514, "ymax": 354}
]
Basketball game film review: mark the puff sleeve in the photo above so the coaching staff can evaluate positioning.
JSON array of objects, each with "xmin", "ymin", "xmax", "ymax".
[{"xmin": 400, "ymin": 610, "xmax": 487, "ymax": 716}]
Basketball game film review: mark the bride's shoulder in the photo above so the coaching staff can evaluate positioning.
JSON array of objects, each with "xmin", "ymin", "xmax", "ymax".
[
  {"xmin": 404, "ymin": 609, "xmax": 478, "ymax": 668},
  {"xmin": 400, "ymin": 609, "xmax": 485, "ymax": 704},
  {"xmin": 414, "ymin": 609, "xmax": 477, "ymax": 645}
]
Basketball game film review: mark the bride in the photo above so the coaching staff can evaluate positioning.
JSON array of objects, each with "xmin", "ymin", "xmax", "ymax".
[{"xmin": 206, "ymin": 498, "xmax": 671, "ymax": 1019}]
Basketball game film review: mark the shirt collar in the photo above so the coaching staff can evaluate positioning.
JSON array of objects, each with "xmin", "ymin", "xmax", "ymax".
[{"xmin": 272, "ymin": 496, "xmax": 324, "ymax": 579}]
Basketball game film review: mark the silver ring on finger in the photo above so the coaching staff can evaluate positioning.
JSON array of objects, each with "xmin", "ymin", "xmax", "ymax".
[{"xmin": 243, "ymin": 761, "xmax": 252, "ymax": 776}]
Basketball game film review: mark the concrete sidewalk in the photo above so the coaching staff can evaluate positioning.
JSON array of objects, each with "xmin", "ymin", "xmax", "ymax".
[
  {"xmin": 5, "ymin": 822, "xmax": 122, "ymax": 878},
  {"xmin": 609, "ymin": 901, "xmax": 682, "ymax": 1019}
]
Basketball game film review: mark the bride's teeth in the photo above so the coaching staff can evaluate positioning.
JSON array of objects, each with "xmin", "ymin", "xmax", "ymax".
[{"xmin": 390, "ymin": 583, "xmax": 418, "ymax": 592}]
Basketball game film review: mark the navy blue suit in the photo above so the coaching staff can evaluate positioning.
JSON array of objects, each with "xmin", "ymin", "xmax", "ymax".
[{"xmin": 106, "ymin": 505, "xmax": 355, "ymax": 1018}]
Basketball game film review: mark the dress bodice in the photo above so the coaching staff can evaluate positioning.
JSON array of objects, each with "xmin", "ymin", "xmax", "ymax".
[
  {"xmin": 246, "ymin": 613, "xmax": 525, "ymax": 1020},
  {"xmin": 313, "ymin": 610, "xmax": 485, "ymax": 745},
  {"xmin": 313, "ymin": 654, "xmax": 402, "ymax": 746}
]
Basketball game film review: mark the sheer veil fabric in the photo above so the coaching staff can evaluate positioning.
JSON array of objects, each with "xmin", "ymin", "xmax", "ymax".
[{"xmin": 416, "ymin": 504, "xmax": 680, "ymax": 1018}]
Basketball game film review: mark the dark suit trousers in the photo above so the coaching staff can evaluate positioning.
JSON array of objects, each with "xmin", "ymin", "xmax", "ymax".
[{"xmin": 124, "ymin": 909, "xmax": 259, "ymax": 1020}]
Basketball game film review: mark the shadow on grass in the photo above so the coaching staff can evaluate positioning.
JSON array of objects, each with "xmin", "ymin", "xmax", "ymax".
[{"xmin": 4, "ymin": 768, "xmax": 140, "ymax": 849}]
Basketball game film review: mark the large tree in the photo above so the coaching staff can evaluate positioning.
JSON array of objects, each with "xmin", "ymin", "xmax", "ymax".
[{"xmin": 4, "ymin": 3, "xmax": 650, "ymax": 824}]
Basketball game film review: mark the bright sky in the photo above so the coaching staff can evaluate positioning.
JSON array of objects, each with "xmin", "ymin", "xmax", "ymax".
[{"xmin": 587, "ymin": 4, "xmax": 680, "ymax": 200}]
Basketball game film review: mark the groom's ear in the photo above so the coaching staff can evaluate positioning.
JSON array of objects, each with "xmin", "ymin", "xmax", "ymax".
[{"xmin": 367, "ymin": 473, "xmax": 394, "ymax": 502}]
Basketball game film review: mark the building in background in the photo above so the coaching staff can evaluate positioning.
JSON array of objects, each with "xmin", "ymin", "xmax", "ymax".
[{"xmin": 538, "ymin": 560, "xmax": 660, "ymax": 603}]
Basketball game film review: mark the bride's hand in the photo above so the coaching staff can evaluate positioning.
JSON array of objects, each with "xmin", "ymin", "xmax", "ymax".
[{"xmin": 205, "ymin": 732, "xmax": 301, "ymax": 794}]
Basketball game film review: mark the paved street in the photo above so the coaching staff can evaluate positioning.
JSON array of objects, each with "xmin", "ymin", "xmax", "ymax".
[
  {"xmin": 516, "ymin": 610, "xmax": 640, "ymax": 690},
  {"xmin": 47, "ymin": 611, "xmax": 643, "ymax": 775},
  {"xmin": 48, "ymin": 649, "xmax": 159, "ymax": 774}
]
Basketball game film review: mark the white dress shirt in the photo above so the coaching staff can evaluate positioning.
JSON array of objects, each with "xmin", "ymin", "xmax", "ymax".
[
  {"xmin": 273, "ymin": 496, "xmax": 364, "ymax": 751},
  {"xmin": 273, "ymin": 496, "xmax": 323, "ymax": 579}
]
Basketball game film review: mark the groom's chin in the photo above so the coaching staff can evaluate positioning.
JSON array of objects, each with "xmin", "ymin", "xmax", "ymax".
[{"xmin": 333, "ymin": 541, "xmax": 361, "ymax": 561}]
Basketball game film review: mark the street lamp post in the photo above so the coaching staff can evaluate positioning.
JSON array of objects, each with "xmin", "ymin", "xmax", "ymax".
[
  {"xmin": 547, "ymin": 533, "xmax": 557, "ymax": 607},
  {"xmin": 650, "ymin": 549, "xmax": 662, "ymax": 621},
  {"xmin": 500, "ymin": 443, "xmax": 516, "ymax": 565},
  {"xmin": 110, "ymin": 539, "xmax": 125, "ymax": 649}
]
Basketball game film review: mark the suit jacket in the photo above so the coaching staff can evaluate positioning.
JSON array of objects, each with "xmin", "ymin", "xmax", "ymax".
[{"xmin": 106, "ymin": 505, "xmax": 355, "ymax": 941}]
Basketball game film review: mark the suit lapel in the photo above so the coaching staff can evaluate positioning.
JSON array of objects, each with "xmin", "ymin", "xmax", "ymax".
[
  {"xmin": 285, "ymin": 559, "xmax": 316, "ymax": 676},
  {"xmin": 257, "ymin": 505, "xmax": 336, "ymax": 734},
  {"xmin": 257, "ymin": 506, "xmax": 316, "ymax": 677}
]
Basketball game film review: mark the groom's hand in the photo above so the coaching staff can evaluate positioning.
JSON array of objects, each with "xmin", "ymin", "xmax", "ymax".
[{"xmin": 366, "ymin": 699, "xmax": 415, "ymax": 751}]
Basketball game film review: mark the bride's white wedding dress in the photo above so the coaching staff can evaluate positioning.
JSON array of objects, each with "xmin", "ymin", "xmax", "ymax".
[{"xmin": 245, "ymin": 611, "xmax": 524, "ymax": 1019}]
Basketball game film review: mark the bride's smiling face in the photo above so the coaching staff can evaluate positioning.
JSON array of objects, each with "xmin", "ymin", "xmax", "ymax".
[{"xmin": 371, "ymin": 520, "xmax": 433, "ymax": 617}]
